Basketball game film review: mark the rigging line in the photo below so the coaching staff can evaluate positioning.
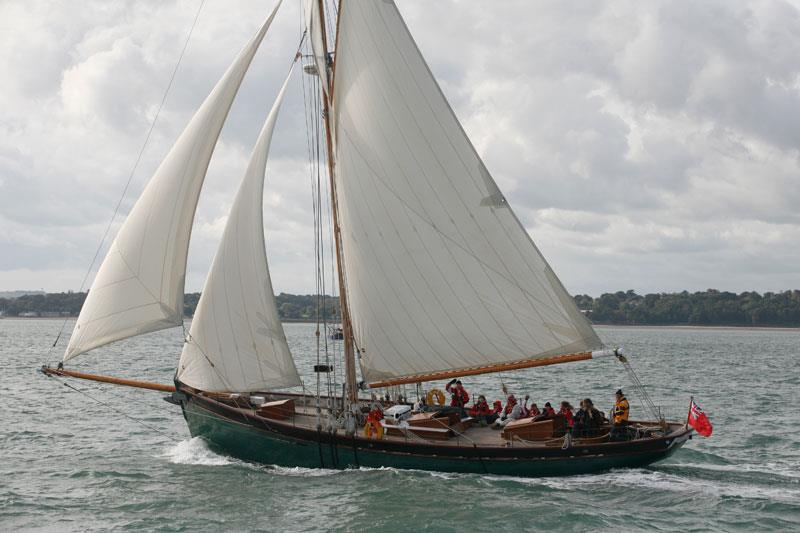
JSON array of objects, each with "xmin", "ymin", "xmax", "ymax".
[
  {"xmin": 58, "ymin": 379, "xmax": 176, "ymax": 440},
  {"xmin": 47, "ymin": 0, "xmax": 208, "ymax": 355},
  {"xmin": 620, "ymin": 357, "xmax": 660, "ymax": 420},
  {"xmin": 182, "ymin": 330, "xmax": 236, "ymax": 392}
]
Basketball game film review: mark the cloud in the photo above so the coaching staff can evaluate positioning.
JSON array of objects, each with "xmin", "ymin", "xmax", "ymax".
[{"xmin": 1, "ymin": 0, "xmax": 799, "ymax": 297}]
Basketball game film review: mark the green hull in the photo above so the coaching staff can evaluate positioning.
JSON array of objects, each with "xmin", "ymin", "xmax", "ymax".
[{"xmin": 180, "ymin": 394, "xmax": 691, "ymax": 477}]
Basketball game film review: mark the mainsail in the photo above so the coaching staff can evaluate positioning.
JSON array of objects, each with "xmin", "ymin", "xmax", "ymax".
[
  {"xmin": 177, "ymin": 66, "xmax": 301, "ymax": 393},
  {"xmin": 64, "ymin": 2, "xmax": 283, "ymax": 361},
  {"xmin": 331, "ymin": 0, "xmax": 603, "ymax": 385}
]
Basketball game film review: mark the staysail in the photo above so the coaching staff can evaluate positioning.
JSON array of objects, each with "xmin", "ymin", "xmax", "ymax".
[
  {"xmin": 177, "ymin": 65, "xmax": 301, "ymax": 393},
  {"xmin": 332, "ymin": 0, "xmax": 603, "ymax": 386},
  {"xmin": 64, "ymin": 2, "xmax": 283, "ymax": 361}
]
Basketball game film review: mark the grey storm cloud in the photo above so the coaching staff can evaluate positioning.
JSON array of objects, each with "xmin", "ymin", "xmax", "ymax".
[{"xmin": 1, "ymin": 0, "xmax": 799, "ymax": 296}]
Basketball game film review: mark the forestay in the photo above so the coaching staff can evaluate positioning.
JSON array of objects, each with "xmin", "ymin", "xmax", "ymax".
[
  {"xmin": 177, "ymin": 66, "xmax": 301, "ymax": 392},
  {"xmin": 64, "ymin": 2, "xmax": 283, "ymax": 361},
  {"xmin": 332, "ymin": 0, "xmax": 603, "ymax": 385}
]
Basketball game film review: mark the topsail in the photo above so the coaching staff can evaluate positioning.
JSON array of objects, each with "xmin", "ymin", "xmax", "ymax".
[
  {"xmin": 64, "ymin": 2, "xmax": 283, "ymax": 361},
  {"xmin": 332, "ymin": 0, "xmax": 603, "ymax": 385}
]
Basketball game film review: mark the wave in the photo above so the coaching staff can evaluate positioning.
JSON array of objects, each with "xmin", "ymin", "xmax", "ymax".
[
  {"xmin": 667, "ymin": 461, "xmax": 800, "ymax": 481},
  {"xmin": 491, "ymin": 468, "xmax": 800, "ymax": 503},
  {"xmin": 265, "ymin": 465, "xmax": 342, "ymax": 477},
  {"xmin": 163, "ymin": 437, "xmax": 235, "ymax": 466}
]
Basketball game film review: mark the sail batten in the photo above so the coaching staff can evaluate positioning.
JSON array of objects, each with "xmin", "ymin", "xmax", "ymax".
[
  {"xmin": 177, "ymin": 64, "xmax": 301, "ymax": 393},
  {"xmin": 64, "ymin": 2, "xmax": 283, "ymax": 361},
  {"xmin": 332, "ymin": 0, "xmax": 602, "ymax": 385}
]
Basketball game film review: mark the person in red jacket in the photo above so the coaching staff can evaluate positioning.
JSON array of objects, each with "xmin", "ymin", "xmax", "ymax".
[
  {"xmin": 445, "ymin": 379, "xmax": 470, "ymax": 408},
  {"xmin": 469, "ymin": 395, "xmax": 498, "ymax": 425},
  {"xmin": 533, "ymin": 402, "xmax": 556, "ymax": 422},
  {"xmin": 469, "ymin": 395, "xmax": 490, "ymax": 417},
  {"xmin": 559, "ymin": 401, "xmax": 575, "ymax": 428},
  {"xmin": 527, "ymin": 402, "xmax": 541, "ymax": 418},
  {"xmin": 492, "ymin": 400, "xmax": 503, "ymax": 415},
  {"xmin": 492, "ymin": 394, "xmax": 525, "ymax": 428}
]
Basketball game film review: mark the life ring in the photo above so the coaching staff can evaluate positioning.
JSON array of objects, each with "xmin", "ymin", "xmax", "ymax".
[
  {"xmin": 427, "ymin": 388, "xmax": 446, "ymax": 406},
  {"xmin": 363, "ymin": 419, "xmax": 384, "ymax": 439}
]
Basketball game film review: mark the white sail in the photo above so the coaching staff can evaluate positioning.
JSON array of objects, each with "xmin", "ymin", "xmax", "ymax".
[
  {"xmin": 332, "ymin": 0, "xmax": 603, "ymax": 385},
  {"xmin": 304, "ymin": 0, "xmax": 330, "ymax": 95},
  {"xmin": 177, "ymin": 66, "xmax": 301, "ymax": 393},
  {"xmin": 64, "ymin": 2, "xmax": 283, "ymax": 361}
]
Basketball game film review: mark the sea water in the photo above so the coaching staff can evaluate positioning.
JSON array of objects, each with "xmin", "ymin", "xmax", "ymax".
[{"xmin": 2, "ymin": 320, "xmax": 799, "ymax": 532}]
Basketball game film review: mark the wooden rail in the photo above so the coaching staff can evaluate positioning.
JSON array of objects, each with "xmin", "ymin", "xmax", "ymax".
[{"xmin": 41, "ymin": 366, "xmax": 176, "ymax": 393}]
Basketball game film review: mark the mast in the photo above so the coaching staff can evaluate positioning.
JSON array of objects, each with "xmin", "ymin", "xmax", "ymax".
[{"xmin": 316, "ymin": 0, "xmax": 358, "ymax": 405}]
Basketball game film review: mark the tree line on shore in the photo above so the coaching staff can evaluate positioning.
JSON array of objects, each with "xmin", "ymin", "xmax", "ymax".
[
  {"xmin": 574, "ymin": 289, "xmax": 800, "ymax": 327},
  {"xmin": 2, "ymin": 289, "xmax": 800, "ymax": 327},
  {"xmin": 0, "ymin": 292, "xmax": 340, "ymax": 322}
]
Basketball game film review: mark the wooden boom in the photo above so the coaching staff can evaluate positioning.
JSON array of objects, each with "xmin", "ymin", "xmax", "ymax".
[
  {"xmin": 41, "ymin": 366, "xmax": 176, "ymax": 393},
  {"xmin": 368, "ymin": 351, "xmax": 602, "ymax": 388}
]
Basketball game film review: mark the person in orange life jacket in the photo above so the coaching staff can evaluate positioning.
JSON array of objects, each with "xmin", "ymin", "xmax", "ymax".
[
  {"xmin": 492, "ymin": 394, "xmax": 525, "ymax": 429},
  {"xmin": 367, "ymin": 402, "xmax": 384, "ymax": 423},
  {"xmin": 560, "ymin": 401, "xmax": 575, "ymax": 429},
  {"xmin": 610, "ymin": 389, "xmax": 631, "ymax": 441},
  {"xmin": 445, "ymin": 379, "xmax": 470, "ymax": 408},
  {"xmin": 364, "ymin": 402, "xmax": 384, "ymax": 436},
  {"xmin": 527, "ymin": 402, "xmax": 541, "ymax": 418}
]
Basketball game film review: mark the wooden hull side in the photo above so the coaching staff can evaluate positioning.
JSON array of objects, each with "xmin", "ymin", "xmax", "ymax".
[{"xmin": 178, "ymin": 391, "xmax": 692, "ymax": 477}]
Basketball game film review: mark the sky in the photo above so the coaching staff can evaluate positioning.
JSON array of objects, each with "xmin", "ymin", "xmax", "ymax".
[{"xmin": 1, "ymin": 0, "xmax": 799, "ymax": 297}]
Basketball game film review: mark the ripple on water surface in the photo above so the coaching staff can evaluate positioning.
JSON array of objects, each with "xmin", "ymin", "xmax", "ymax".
[{"xmin": 4, "ymin": 321, "xmax": 800, "ymax": 531}]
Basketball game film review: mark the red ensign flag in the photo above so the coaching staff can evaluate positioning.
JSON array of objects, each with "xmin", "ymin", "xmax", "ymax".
[{"xmin": 688, "ymin": 399, "xmax": 713, "ymax": 437}]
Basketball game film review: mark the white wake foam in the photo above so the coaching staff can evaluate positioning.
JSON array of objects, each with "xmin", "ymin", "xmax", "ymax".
[
  {"xmin": 266, "ymin": 465, "xmax": 342, "ymax": 477},
  {"xmin": 488, "ymin": 468, "xmax": 800, "ymax": 503},
  {"xmin": 164, "ymin": 437, "xmax": 234, "ymax": 466},
  {"xmin": 670, "ymin": 461, "xmax": 800, "ymax": 480}
]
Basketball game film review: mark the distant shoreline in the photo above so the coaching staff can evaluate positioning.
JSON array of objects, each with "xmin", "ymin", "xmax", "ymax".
[
  {"xmin": 4, "ymin": 316, "xmax": 797, "ymax": 331},
  {"xmin": 593, "ymin": 323, "xmax": 800, "ymax": 332}
]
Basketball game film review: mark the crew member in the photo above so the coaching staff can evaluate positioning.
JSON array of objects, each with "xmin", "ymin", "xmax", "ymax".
[
  {"xmin": 492, "ymin": 394, "xmax": 524, "ymax": 428},
  {"xmin": 469, "ymin": 395, "xmax": 498, "ymax": 425},
  {"xmin": 533, "ymin": 401, "xmax": 556, "ymax": 421},
  {"xmin": 364, "ymin": 402, "xmax": 384, "ymax": 438},
  {"xmin": 445, "ymin": 379, "xmax": 470, "ymax": 408},
  {"xmin": 559, "ymin": 401, "xmax": 575, "ymax": 428},
  {"xmin": 573, "ymin": 400, "xmax": 589, "ymax": 437},
  {"xmin": 610, "ymin": 389, "xmax": 630, "ymax": 441}
]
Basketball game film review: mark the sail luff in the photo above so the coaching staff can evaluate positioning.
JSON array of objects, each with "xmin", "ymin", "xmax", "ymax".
[
  {"xmin": 176, "ymin": 63, "xmax": 301, "ymax": 393},
  {"xmin": 332, "ymin": 0, "xmax": 603, "ymax": 385},
  {"xmin": 64, "ymin": 2, "xmax": 283, "ymax": 361}
]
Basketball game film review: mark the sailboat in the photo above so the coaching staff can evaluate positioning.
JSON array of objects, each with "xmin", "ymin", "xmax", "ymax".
[{"xmin": 42, "ymin": 0, "xmax": 694, "ymax": 477}]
